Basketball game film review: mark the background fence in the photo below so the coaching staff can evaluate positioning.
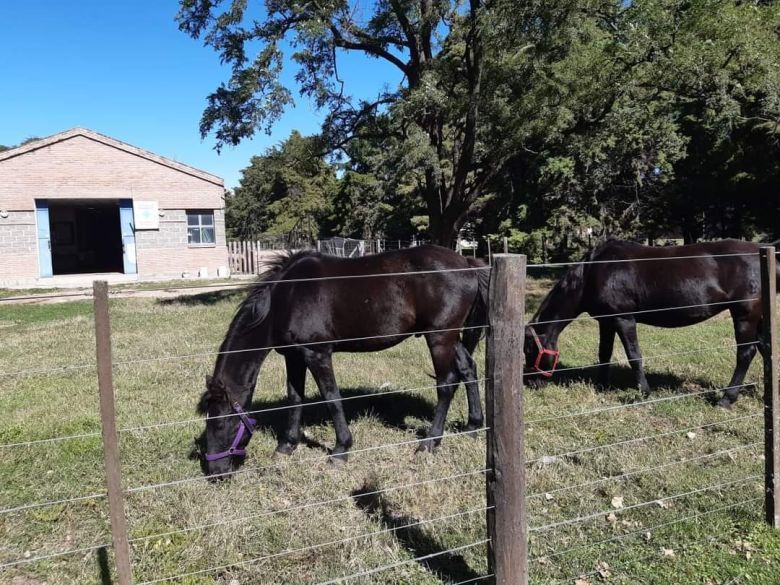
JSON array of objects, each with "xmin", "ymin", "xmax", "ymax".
[
  {"xmin": 228, "ymin": 237, "xmax": 477, "ymax": 275},
  {"xmin": 1, "ymin": 248, "xmax": 778, "ymax": 584}
]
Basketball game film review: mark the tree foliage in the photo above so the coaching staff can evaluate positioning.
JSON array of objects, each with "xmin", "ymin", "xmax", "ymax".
[
  {"xmin": 182, "ymin": 0, "xmax": 780, "ymax": 254},
  {"xmin": 227, "ymin": 131, "xmax": 336, "ymax": 242}
]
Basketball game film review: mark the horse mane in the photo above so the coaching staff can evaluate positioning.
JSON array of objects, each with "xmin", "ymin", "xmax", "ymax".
[
  {"xmin": 236, "ymin": 250, "xmax": 321, "ymax": 329},
  {"xmin": 531, "ymin": 241, "xmax": 607, "ymax": 324}
]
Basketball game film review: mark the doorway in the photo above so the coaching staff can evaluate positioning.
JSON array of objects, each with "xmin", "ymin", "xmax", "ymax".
[{"xmin": 48, "ymin": 201, "xmax": 124, "ymax": 275}]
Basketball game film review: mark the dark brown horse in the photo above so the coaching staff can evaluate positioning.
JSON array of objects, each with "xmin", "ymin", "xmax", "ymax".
[
  {"xmin": 525, "ymin": 238, "xmax": 780, "ymax": 407},
  {"xmin": 198, "ymin": 245, "xmax": 489, "ymax": 476}
]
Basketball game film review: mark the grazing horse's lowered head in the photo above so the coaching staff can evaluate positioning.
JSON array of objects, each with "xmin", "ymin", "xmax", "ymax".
[
  {"xmin": 197, "ymin": 376, "xmax": 258, "ymax": 478},
  {"xmin": 524, "ymin": 326, "xmax": 561, "ymax": 384}
]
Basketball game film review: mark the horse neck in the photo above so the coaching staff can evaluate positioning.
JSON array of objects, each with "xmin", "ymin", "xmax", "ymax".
[
  {"xmin": 212, "ymin": 316, "xmax": 270, "ymax": 401},
  {"xmin": 532, "ymin": 276, "xmax": 584, "ymax": 346}
]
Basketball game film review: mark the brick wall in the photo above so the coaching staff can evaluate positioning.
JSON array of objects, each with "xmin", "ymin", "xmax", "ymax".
[
  {"xmin": 0, "ymin": 130, "xmax": 230, "ymax": 286},
  {"xmin": 135, "ymin": 209, "xmax": 228, "ymax": 279},
  {"xmin": 0, "ymin": 134, "xmax": 224, "ymax": 211},
  {"xmin": 0, "ymin": 211, "xmax": 39, "ymax": 284}
]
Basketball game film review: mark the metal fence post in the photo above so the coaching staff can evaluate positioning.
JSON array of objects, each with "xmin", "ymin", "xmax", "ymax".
[
  {"xmin": 93, "ymin": 281, "xmax": 133, "ymax": 585},
  {"xmin": 761, "ymin": 247, "xmax": 780, "ymax": 528},
  {"xmin": 485, "ymin": 254, "xmax": 528, "ymax": 584}
]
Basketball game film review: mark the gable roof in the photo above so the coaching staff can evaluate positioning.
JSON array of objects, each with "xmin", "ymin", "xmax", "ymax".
[{"xmin": 0, "ymin": 127, "xmax": 224, "ymax": 187}]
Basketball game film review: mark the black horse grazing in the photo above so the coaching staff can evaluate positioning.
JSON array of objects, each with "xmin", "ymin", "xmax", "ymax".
[
  {"xmin": 198, "ymin": 245, "xmax": 489, "ymax": 476},
  {"xmin": 525, "ymin": 238, "xmax": 780, "ymax": 407}
]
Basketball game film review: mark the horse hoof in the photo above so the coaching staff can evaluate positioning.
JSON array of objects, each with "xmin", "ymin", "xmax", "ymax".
[
  {"xmin": 716, "ymin": 398, "xmax": 734, "ymax": 410},
  {"xmin": 416, "ymin": 441, "xmax": 436, "ymax": 454},
  {"xmin": 328, "ymin": 452, "xmax": 348, "ymax": 465},
  {"xmin": 273, "ymin": 443, "xmax": 296, "ymax": 458},
  {"xmin": 464, "ymin": 424, "xmax": 482, "ymax": 437}
]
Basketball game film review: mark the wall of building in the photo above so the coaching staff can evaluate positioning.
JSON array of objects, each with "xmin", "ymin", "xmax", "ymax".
[
  {"xmin": 0, "ymin": 134, "xmax": 224, "ymax": 211},
  {"xmin": 0, "ymin": 211, "xmax": 38, "ymax": 286},
  {"xmin": 135, "ymin": 209, "xmax": 228, "ymax": 280},
  {"xmin": 0, "ymin": 131, "xmax": 230, "ymax": 287}
]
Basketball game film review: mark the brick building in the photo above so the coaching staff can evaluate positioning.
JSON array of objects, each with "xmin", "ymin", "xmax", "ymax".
[{"xmin": 0, "ymin": 128, "xmax": 229, "ymax": 287}]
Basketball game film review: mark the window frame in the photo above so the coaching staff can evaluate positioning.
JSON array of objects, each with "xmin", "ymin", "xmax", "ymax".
[{"xmin": 186, "ymin": 210, "xmax": 217, "ymax": 248}]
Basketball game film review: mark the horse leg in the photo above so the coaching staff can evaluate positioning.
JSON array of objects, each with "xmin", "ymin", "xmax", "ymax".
[
  {"xmin": 455, "ymin": 341, "xmax": 483, "ymax": 432},
  {"xmin": 275, "ymin": 352, "xmax": 306, "ymax": 456},
  {"xmin": 717, "ymin": 314, "xmax": 760, "ymax": 408},
  {"xmin": 597, "ymin": 320, "xmax": 616, "ymax": 387},
  {"xmin": 418, "ymin": 334, "xmax": 459, "ymax": 453},
  {"xmin": 614, "ymin": 317, "xmax": 650, "ymax": 395},
  {"xmin": 301, "ymin": 348, "xmax": 353, "ymax": 462}
]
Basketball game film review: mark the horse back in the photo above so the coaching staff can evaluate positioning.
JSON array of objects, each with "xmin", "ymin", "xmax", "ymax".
[
  {"xmin": 583, "ymin": 239, "xmax": 762, "ymax": 326},
  {"xmin": 267, "ymin": 246, "xmax": 482, "ymax": 350}
]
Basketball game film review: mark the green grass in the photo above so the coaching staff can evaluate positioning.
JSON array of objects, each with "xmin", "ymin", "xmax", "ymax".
[{"xmin": 1, "ymin": 281, "xmax": 779, "ymax": 584}]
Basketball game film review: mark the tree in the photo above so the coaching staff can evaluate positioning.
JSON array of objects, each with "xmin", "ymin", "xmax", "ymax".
[
  {"xmin": 477, "ymin": 1, "xmax": 780, "ymax": 249},
  {"xmin": 178, "ymin": 0, "xmax": 571, "ymax": 246},
  {"xmin": 227, "ymin": 131, "xmax": 337, "ymax": 241}
]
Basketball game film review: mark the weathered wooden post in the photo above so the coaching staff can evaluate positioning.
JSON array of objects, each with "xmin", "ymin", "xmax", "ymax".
[
  {"xmin": 503, "ymin": 236, "xmax": 508, "ymax": 254},
  {"xmin": 93, "ymin": 281, "xmax": 133, "ymax": 585},
  {"xmin": 485, "ymin": 254, "xmax": 528, "ymax": 584},
  {"xmin": 761, "ymin": 247, "xmax": 780, "ymax": 528}
]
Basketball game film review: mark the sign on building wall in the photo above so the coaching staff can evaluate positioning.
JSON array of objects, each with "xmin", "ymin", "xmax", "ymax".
[{"xmin": 133, "ymin": 200, "xmax": 159, "ymax": 230}]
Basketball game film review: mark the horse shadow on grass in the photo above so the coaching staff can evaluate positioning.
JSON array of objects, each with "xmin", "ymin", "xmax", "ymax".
[
  {"xmin": 157, "ymin": 289, "xmax": 246, "ymax": 306},
  {"xmin": 190, "ymin": 386, "xmax": 440, "ymax": 471},
  {"xmin": 530, "ymin": 361, "xmax": 724, "ymax": 405},
  {"xmin": 350, "ymin": 484, "xmax": 482, "ymax": 584}
]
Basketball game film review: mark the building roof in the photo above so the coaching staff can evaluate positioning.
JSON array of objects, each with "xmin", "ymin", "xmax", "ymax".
[{"xmin": 0, "ymin": 127, "xmax": 224, "ymax": 187}]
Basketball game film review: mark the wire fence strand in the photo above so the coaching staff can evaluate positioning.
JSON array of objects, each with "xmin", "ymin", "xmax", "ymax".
[
  {"xmin": 526, "ymin": 380, "xmax": 757, "ymax": 424},
  {"xmin": 136, "ymin": 506, "xmax": 491, "ymax": 584},
  {"xmin": 526, "ymin": 412, "xmax": 762, "ymax": 465},
  {"xmin": 530, "ymin": 474, "xmax": 762, "ymax": 533},
  {"xmin": 126, "ymin": 427, "xmax": 488, "ymax": 494},
  {"xmin": 127, "ymin": 467, "xmax": 487, "ymax": 541},
  {"xmin": 532, "ymin": 297, "xmax": 759, "ymax": 328},
  {"xmin": 527, "ymin": 250, "xmax": 759, "ymax": 269},
  {"xmin": 119, "ymin": 378, "xmax": 488, "ymax": 434},
  {"xmin": 531, "ymin": 496, "xmax": 762, "ymax": 563},
  {"xmin": 0, "ymin": 541, "xmax": 111, "ymax": 570},
  {"xmin": 0, "ymin": 491, "xmax": 107, "ymax": 516},
  {"xmin": 310, "ymin": 539, "xmax": 491, "ymax": 585},
  {"xmin": 527, "ymin": 442, "xmax": 762, "ymax": 500},
  {"xmin": 2, "ymin": 294, "xmax": 758, "ymax": 379}
]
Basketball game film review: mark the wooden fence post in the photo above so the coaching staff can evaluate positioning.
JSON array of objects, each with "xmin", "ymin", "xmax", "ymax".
[
  {"xmin": 93, "ymin": 281, "xmax": 133, "ymax": 585},
  {"xmin": 761, "ymin": 247, "xmax": 780, "ymax": 528},
  {"xmin": 503, "ymin": 236, "xmax": 508, "ymax": 254},
  {"xmin": 485, "ymin": 254, "xmax": 528, "ymax": 584}
]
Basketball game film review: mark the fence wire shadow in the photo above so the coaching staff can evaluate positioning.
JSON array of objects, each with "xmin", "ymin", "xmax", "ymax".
[{"xmin": 351, "ymin": 483, "xmax": 482, "ymax": 584}]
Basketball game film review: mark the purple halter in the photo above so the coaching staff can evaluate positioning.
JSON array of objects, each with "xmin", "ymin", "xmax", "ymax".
[{"xmin": 205, "ymin": 402, "xmax": 257, "ymax": 462}]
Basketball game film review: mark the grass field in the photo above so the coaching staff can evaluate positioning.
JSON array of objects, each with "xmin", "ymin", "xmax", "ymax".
[{"xmin": 1, "ymin": 278, "xmax": 779, "ymax": 585}]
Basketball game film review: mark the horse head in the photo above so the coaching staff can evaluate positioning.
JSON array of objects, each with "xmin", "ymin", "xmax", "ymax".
[
  {"xmin": 197, "ymin": 375, "xmax": 257, "ymax": 478},
  {"xmin": 523, "ymin": 325, "xmax": 560, "ymax": 384}
]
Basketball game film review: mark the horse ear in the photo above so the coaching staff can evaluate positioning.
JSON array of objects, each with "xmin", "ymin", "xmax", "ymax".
[{"xmin": 196, "ymin": 390, "xmax": 210, "ymax": 415}]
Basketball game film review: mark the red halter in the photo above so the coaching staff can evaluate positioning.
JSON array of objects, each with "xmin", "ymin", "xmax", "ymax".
[{"xmin": 529, "ymin": 326, "xmax": 560, "ymax": 378}]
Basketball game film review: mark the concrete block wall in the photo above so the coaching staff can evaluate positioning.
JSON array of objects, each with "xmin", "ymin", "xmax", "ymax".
[
  {"xmin": 0, "ymin": 211, "xmax": 39, "ymax": 285},
  {"xmin": 135, "ymin": 209, "xmax": 229, "ymax": 279}
]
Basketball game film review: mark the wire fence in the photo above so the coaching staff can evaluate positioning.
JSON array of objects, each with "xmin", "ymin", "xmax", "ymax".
[{"xmin": 1, "ymin": 247, "xmax": 778, "ymax": 584}]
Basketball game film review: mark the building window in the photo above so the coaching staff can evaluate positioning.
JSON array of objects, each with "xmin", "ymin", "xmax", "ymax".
[{"xmin": 187, "ymin": 210, "xmax": 215, "ymax": 246}]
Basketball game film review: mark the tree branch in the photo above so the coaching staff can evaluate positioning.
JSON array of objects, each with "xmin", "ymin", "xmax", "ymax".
[{"xmin": 330, "ymin": 25, "xmax": 410, "ymax": 75}]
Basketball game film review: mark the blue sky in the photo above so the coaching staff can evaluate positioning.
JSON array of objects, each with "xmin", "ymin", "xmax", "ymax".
[{"xmin": 0, "ymin": 0, "xmax": 400, "ymax": 188}]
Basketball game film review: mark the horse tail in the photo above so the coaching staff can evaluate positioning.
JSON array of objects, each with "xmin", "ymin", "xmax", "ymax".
[{"xmin": 463, "ymin": 258, "xmax": 490, "ymax": 353}]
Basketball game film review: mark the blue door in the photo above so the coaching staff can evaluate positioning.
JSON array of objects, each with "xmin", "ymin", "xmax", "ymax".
[
  {"xmin": 119, "ymin": 199, "xmax": 137, "ymax": 274},
  {"xmin": 35, "ymin": 200, "xmax": 53, "ymax": 278}
]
